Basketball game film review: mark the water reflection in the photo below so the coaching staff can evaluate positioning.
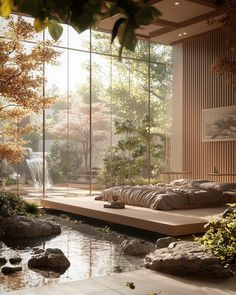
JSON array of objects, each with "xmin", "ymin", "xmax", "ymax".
[{"xmin": 0, "ymin": 226, "xmax": 143, "ymax": 292}]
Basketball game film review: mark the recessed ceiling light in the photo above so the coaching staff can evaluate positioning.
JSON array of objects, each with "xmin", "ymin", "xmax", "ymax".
[
  {"xmin": 183, "ymin": 32, "xmax": 187, "ymax": 35},
  {"xmin": 175, "ymin": 2, "xmax": 180, "ymax": 5},
  {"xmin": 178, "ymin": 33, "xmax": 182, "ymax": 37}
]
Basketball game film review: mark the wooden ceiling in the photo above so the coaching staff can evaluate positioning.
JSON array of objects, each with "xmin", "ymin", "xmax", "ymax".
[{"xmin": 98, "ymin": 0, "xmax": 224, "ymax": 45}]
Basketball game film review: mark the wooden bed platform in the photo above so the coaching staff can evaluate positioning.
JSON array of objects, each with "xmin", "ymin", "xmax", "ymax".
[{"xmin": 41, "ymin": 196, "xmax": 225, "ymax": 236}]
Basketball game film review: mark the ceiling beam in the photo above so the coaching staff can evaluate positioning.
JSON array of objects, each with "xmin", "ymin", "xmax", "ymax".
[
  {"xmin": 139, "ymin": 0, "xmax": 163, "ymax": 5},
  {"xmin": 149, "ymin": 8, "xmax": 224, "ymax": 38},
  {"xmin": 185, "ymin": 0, "xmax": 219, "ymax": 8},
  {"xmin": 153, "ymin": 19, "xmax": 178, "ymax": 29},
  {"xmin": 101, "ymin": 0, "xmax": 163, "ymax": 22}
]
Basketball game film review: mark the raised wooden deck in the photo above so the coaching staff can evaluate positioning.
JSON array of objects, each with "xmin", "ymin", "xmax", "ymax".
[{"xmin": 41, "ymin": 196, "xmax": 225, "ymax": 236}]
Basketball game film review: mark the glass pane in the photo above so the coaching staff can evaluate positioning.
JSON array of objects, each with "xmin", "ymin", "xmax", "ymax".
[
  {"xmin": 150, "ymin": 61, "xmax": 173, "ymax": 183},
  {"xmin": 92, "ymin": 30, "xmax": 111, "ymax": 54},
  {"xmin": 130, "ymin": 38, "xmax": 149, "ymax": 61},
  {"xmin": 129, "ymin": 60, "xmax": 149, "ymax": 182},
  {"xmin": 91, "ymin": 54, "xmax": 111, "ymax": 192},
  {"xmin": 69, "ymin": 27, "xmax": 90, "ymax": 51},
  {"xmin": 68, "ymin": 51, "xmax": 90, "ymax": 194},
  {"xmin": 45, "ymin": 49, "xmax": 68, "ymax": 195},
  {"xmin": 151, "ymin": 43, "xmax": 172, "ymax": 64}
]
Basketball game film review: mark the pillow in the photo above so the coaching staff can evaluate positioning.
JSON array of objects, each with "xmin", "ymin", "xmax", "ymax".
[
  {"xmin": 169, "ymin": 179, "xmax": 192, "ymax": 186},
  {"xmin": 199, "ymin": 182, "xmax": 236, "ymax": 192},
  {"xmin": 191, "ymin": 179, "xmax": 209, "ymax": 188}
]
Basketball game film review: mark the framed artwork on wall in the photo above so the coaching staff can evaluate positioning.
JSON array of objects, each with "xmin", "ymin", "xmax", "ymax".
[{"xmin": 202, "ymin": 106, "xmax": 236, "ymax": 142}]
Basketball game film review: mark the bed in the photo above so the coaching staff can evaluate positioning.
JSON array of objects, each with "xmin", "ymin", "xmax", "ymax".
[{"xmin": 100, "ymin": 179, "xmax": 236, "ymax": 210}]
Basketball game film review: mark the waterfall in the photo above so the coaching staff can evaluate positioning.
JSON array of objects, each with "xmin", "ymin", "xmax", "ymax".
[{"xmin": 26, "ymin": 152, "xmax": 52, "ymax": 190}]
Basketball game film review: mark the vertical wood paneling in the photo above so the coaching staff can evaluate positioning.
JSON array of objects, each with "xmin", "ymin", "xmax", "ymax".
[{"xmin": 183, "ymin": 31, "xmax": 236, "ymax": 183}]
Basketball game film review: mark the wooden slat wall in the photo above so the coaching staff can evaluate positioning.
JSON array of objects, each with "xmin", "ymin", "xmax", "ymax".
[{"xmin": 183, "ymin": 30, "xmax": 236, "ymax": 183}]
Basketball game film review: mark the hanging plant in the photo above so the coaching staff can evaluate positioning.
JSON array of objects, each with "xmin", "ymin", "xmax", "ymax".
[
  {"xmin": 211, "ymin": 0, "xmax": 236, "ymax": 84},
  {"xmin": 0, "ymin": 0, "xmax": 161, "ymax": 59}
]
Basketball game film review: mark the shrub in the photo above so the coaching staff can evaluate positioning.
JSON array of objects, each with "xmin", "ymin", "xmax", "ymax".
[
  {"xmin": 0, "ymin": 192, "xmax": 39, "ymax": 217},
  {"xmin": 197, "ymin": 206, "xmax": 236, "ymax": 265},
  {"xmin": 0, "ymin": 191, "xmax": 26, "ymax": 217},
  {"xmin": 47, "ymin": 141, "xmax": 82, "ymax": 183},
  {"xmin": 23, "ymin": 201, "xmax": 39, "ymax": 216}
]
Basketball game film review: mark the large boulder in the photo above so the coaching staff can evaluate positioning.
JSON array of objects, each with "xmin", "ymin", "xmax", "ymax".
[
  {"xmin": 144, "ymin": 241, "xmax": 232, "ymax": 279},
  {"xmin": 28, "ymin": 248, "xmax": 70, "ymax": 272},
  {"xmin": 121, "ymin": 239, "xmax": 154, "ymax": 256},
  {"xmin": 1, "ymin": 216, "xmax": 61, "ymax": 239}
]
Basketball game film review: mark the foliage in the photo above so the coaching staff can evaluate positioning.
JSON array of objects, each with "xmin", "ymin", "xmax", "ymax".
[
  {"xmin": 197, "ymin": 208, "xmax": 236, "ymax": 264},
  {"xmin": 0, "ymin": 0, "xmax": 161, "ymax": 59},
  {"xmin": 23, "ymin": 132, "xmax": 40, "ymax": 152},
  {"xmin": 0, "ymin": 177, "xmax": 17, "ymax": 186},
  {"xmin": 100, "ymin": 116, "xmax": 166, "ymax": 186},
  {"xmin": 97, "ymin": 225, "xmax": 112, "ymax": 234},
  {"xmin": 0, "ymin": 191, "xmax": 24, "ymax": 217},
  {"xmin": 0, "ymin": 17, "xmax": 59, "ymax": 163},
  {"xmin": 0, "ymin": 191, "xmax": 39, "ymax": 217},
  {"xmin": 47, "ymin": 141, "xmax": 83, "ymax": 183},
  {"xmin": 90, "ymin": 32, "xmax": 172, "ymax": 132},
  {"xmin": 23, "ymin": 201, "xmax": 39, "ymax": 216},
  {"xmin": 211, "ymin": 0, "xmax": 236, "ymax": 84},
  {"xmin": 48, "ymin": 102, "xmax": 109, "ymax": 167},
  {"xmin": 0, "ymin": 160, "xmax": 15, "ymax": 180}
]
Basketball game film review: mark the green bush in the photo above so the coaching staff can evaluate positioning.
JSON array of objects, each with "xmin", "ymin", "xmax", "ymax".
[
  {"xmin": 47, "ymin": 141, "xmax": 82, "ymax": 183},
  {"xmin": 23, "ymin": 201, "xmax": 39, "ymax": 216},
  {"xmin": 0, "ymin": 192, "xmax": 39, "ymax": 217},
  {"xmin": 0, "ymin": 191, "xmax": 26, "ymax": 217},
  {"xmin": 197, "ymin": 206, "xmax": 236, "ymax": 265}
]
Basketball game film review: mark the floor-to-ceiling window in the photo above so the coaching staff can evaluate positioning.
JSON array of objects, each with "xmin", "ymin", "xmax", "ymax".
[{"xmin": 0, "ymin": 15, "xmax": 172, "ymax": 197}]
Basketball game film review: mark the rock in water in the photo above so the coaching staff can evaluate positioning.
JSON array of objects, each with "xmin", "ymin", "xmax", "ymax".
[
  {"xmin": 2, "ymin": 266, "xmax": 22, "ymax": 275},
  {"xmin": 121, "ymin": 239, "xmax": 153, "ymax": 256},
  {"xmin": 155, "ymin": 237, "xmax": 176, "ymax": 249},
  {"xmin": 28, "ymin": 248, "xmax": 70, "ymax": 272},
  {"xmin": 144, "ymin": 241, "xmax": 232, "ymax": 279},
  {"xmin": 9, "ymin": 256, "xmax": 22, "ymax": 264},
  {"xmin": 0, "ymin": 257, "xmax": 7, "ymax": 266},
  {"xmin": 1, "ymin": 216, "xmax": 61, "ymax": 238}
]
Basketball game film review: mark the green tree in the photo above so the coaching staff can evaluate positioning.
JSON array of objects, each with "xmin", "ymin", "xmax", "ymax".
[
  {"xmin": 100, "ymin": 116, "xmax": 165, "ymax": 186},
  {"xmin": 90, "ymin": 32, "xmax": 172, "ymax": 133},
  {"xmin": 47, "ymin": 141, "xmax": 83, "ymax": 183}
]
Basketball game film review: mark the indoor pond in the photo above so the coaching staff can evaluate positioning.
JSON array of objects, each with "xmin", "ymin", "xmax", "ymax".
[{"xmin": 0, "ymin": 215, "xmax": 146, "ymax": 292}]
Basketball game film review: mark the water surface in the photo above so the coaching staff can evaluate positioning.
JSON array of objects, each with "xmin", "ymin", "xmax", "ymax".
[{"xmin": 0, "ymin": 225, "xmax": 144, "ymax": 292}]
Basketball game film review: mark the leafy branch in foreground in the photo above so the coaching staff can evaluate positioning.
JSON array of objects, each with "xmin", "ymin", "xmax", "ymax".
[
  {"xmin": 0, "ymin": 0, "xmax": 161, "ymax": 59},
  {"xmin": 197, "ymin": 206, "xmax": 236, "ymax": 265}
]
